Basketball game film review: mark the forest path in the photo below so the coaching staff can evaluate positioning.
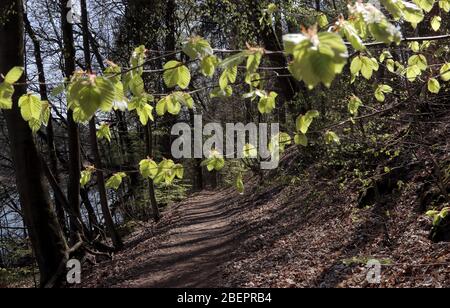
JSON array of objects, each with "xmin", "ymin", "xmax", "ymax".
[{"xmin": 114, "ymin": 191, "xmax": 235, "ymax": 288}]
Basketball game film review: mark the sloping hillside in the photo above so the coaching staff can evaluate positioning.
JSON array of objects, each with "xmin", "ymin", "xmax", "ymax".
[{"xmin": 82, "ymin": 151, "xmax": 450, "ymax": 288}]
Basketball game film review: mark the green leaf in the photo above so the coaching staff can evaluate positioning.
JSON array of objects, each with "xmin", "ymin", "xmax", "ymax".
[
  {"xmin": 428, "ymin": 78, "xmax": 441, "ymax": 93},
  {"xmin": 154, "ymin": 159, "xmax": 177, "ymax": 185},
  {"xmin": 431, "ymin": 16, "xmax": 442, "ymax": 31},
  {"xmin": 220, "ymin": 52, "xmax": 247, "ymax": 69},
  {"xmin": 360, "ymin": 56, "xmax": 379, "ymax": 80},
  {"xmin": 137, "ymin": 103, "xmax": 154, "ymax": 125},
  {"xmin": 386, "ymin": 59, "xmax": 396, "ymax": 73},
  {"xmin": 139, "ymin": 159, "xmax": 158, "ymax": 179},
  {"xmin": 348, "ymin": 95, "xmax": 363, "ymax": 115},
  {"xmin": 340, "ymin": 22, "xmax": 365, "ymax": 51},
  {"xmin": 80, "ymin": 168, "xmax": 93, "ymax": 188},
  {"xmin": 375, "ymin": 84, "xmax": 393, "ymax": 102},
  {"xmin": 408, "ymin": 54, "xmax": 428, "ymax": 71},
  {"xmin": 202, "ymin": 149, "xmax": 225, "ymax": 172},
  {"xmin": 246, "ymin": 51, "xmax": 262, "ymax": 74},
  {"xmin": 406, "ymin": 65, "xmax": 422, "ymax": 81},
  {"xmin": 236, "ymin": 174, "xmax": 244, "ymax": 194},
  {"xmin": 440, "ymin": 63, "xmax": 450, "ymax": 81},
  {"xmin": 258, "ymin": 91, "xmax": 278, "ymax": 114},
  {"xmin": 68, "ymin": 76, "xmax": 116, "ymax": 122},
  {"xmin": 402, "ymin": 2, "xmax": 425, "ymax": 24},
  {"xmin": 182, "ymin": 36, "xmax": 213, "ymax": 60},
  {"xmin": 96, "ymin": 123, "xmax": 112, "ymax": 142},
  {"xmin": 317, "ymin": 13, "xmax": 329, "ymax": 28},
  {"xmin": 439, "ymin": 0, "xmax": 450, "ymax": 12},
  {"xmin": 156, "ymin": 95, "xmax": 180, "ymax": 116},
  {"xmin": 210, "ymin": 86, "xmax": 233, "ymax": 98},
  {"xmin": 413, "ymin": 0, "xmax": 435, "ymax": 12},
  {"xmin": 296, "ymin": 110, "xmax": 320, "ymax": 134},
  {"xmin": 173, "ymin": 164, "xmax": 184, "ymax": 179},
  {"xmin": 3, "ymin": 67, "xmax": 24, "ymax": 84},
  {"xmin": 219, "ymin": 66, "xmax": 238, "ymax": 90},
  {"xmin": 285, "ymin": 31, "xmax": 348, "ymax": 88},
  {"xmin": 409, "ymin": 42, "xmax": 420, "ymax": 53},
  {"xmin": 106, "ymin": 172, "xmax": 127, "ymax": 190},
  {"xmin": 129, "ymin": 75, "xmax": 145, "ymax": 96},
  {"xmin": 130, "ymin": 45, "xmax": 146, "ymax": 77},
  {"xmin": 163, "ymin": 60, "xmax": 191, "ymax": 89},
  {"xmin": 294, "ymin": 133, "xmax": 308, "ymax": 147},
  {"xmin": 325, "ymin": 131, "xmax": 340, "ymax": 145},
  {"xmin": 201, "ymin": 55, "xmax": 219, "ymax": 77},
  {"xmin": 350, "ymin": 57, "xmax": 362, "ymax": 75},
  {"xmin": 18, "ymin": 94, "xmax": 42, "ymax": 121}
]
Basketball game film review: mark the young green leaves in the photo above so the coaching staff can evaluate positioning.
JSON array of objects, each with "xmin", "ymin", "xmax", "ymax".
[
  {"xmin": 128, "ymin": 93, "xmax": 155, "ymax": 125},
  {"xmin": 202, "ymin": 149, "xmax": 225, "ymax": 172},
  {"xmin": 257, "ymin": 91, "xmax": 278, "ymax": 114},
  {"xmin": 0, "ymin": 67, "xmax": 24, "ymax": 110},
  {"xmin": 182, "ymin": 36, "xmax": 213, "ymax": 60},
  {"xmin": 349, "ymin": 2, "xmax": 402, "ymax": 44},
  {"xmin": 163, "ymin": 61, "xmax": 191, "ymax": 89},
  {"xmin": 80, "ymin": 166, "xmax": 95, "ymax": 188},
  {"xmin": 294, "ymin": 110, "xmax": 320, "ymax": 147},
  {"xmin": 139, "ymin": 158, "xmax": 183, "ymax": 185},
  {"xmin": 426, "ymin": 207, "xmax": 449, "ymax": 227},
  {"xmin": 284, "ymin": 30, "xmax": 348, "ymax": 89},
  {"xmin": 374, "ymin": 84, "xmax": 393, "ymax": 102},
  {"xmin": 348, "ymin": 95, "xmax": 363, "ymax": 116},
  {"xmin": 106, "ymin": 172, "xmax": 127, "ymax": 190},
  {"xmin": 96, "ymin": 123, "xmax": 112, "ymax": 142},
  {"xmin": 428, "ymin": 78, "xmax": 441, "ymax": 94},
  {"xmin": 18, "ymin": 94, "xmax": 50, "ymax": 133},
  {"xmin": 183, "ymin": 36, "xmax": 219, "ymax": 77},
  {"xmin": 381, "ymin": 0, "xmax": 425, "ymax": 26},
  {"xmin": 350, "ymin": 56, "xmax": 379, "ymax": 81},
  {"xmin": 68, "ymin": 73, "xmax": 116, "ymax": 122},
  {"xmin": 156, "ymin": 92, "xmax": 193, "ymax": 116},
  {"xmin": 325, "ymin": 131, "xmax": 341, "ymax": 145},
  {"xmin": 439, "ymin": 63, "xmax": 450, "ymax": 81}
]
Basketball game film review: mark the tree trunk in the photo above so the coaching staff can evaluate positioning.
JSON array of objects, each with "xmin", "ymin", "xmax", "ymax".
[
  {"xmin": 144, "ymin": 123, "xmax": 161, "ymax": 222},
  {"xmin": 23, "ymin": 13, "xmax": 67, "ymax": 235},
  {"xmin": 0, "ymin": 0, "xmax": 68, "ymax": 286},
  {"xmin": 80, "ymin": 0, "xmax": 123, "ymax": 249},
  {"xmin": 60, "ymin": 0, "xmax": 82, "ymax": 243},
  {"xmin": 189, "ymin": 109, "xmax": 203, "ymax": 191}
]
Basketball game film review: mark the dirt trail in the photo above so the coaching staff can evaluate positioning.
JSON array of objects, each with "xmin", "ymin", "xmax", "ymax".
[{"xmin": 90, "ymin": 191, "xmax": 237, "ymax": 288}]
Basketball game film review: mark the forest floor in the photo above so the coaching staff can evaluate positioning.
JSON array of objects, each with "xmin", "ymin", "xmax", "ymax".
[
  {"xmin": 83, "ymin": 168, "xmax": 450, "ymax": 288},
  {"xmin": 82, "ymin": 191, "xmax": 236, "ymax": 287}
]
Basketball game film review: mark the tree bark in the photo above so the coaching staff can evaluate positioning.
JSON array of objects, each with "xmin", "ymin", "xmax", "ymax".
[
  {"xmin": 80, "ymin": 0, "xmax": 123, "ymax": 249},
  {"xmin": 144, "ymin": 123, "xmax": 161, "ymax": 222},
  {"xmin": 60, "ymin": 0, "xmax": 82, "ymax": 243},
  {"xmin": 23, "ymin": 13, "xmax": 67, "ymax": 235},
  {"xmin": 0, "ymin": 0, "xmax": 68, "ymax": 286}
]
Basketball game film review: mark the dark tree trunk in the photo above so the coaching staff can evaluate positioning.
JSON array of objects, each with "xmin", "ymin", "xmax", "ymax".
[
  {"xmin": 80, "ymin": 0, "xmax": 123, "ymax": 249},
  {"xmin": 0, "ymin": 0, "xmax": 68, "ymax": 286},
  {"xmin": 250, "ymin": 0, "xmax": 306, "ymax": 123},
  {"xmin": 23, "ymin": 13, "xmax": 67, "ymax": 235},
  {"xmin": 80, "ymin": 188, "xmax": 100, "ymax": 234},
  {"xmin": 60, "ymin": 0, "xmax": 82, "ymax": 243}
]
